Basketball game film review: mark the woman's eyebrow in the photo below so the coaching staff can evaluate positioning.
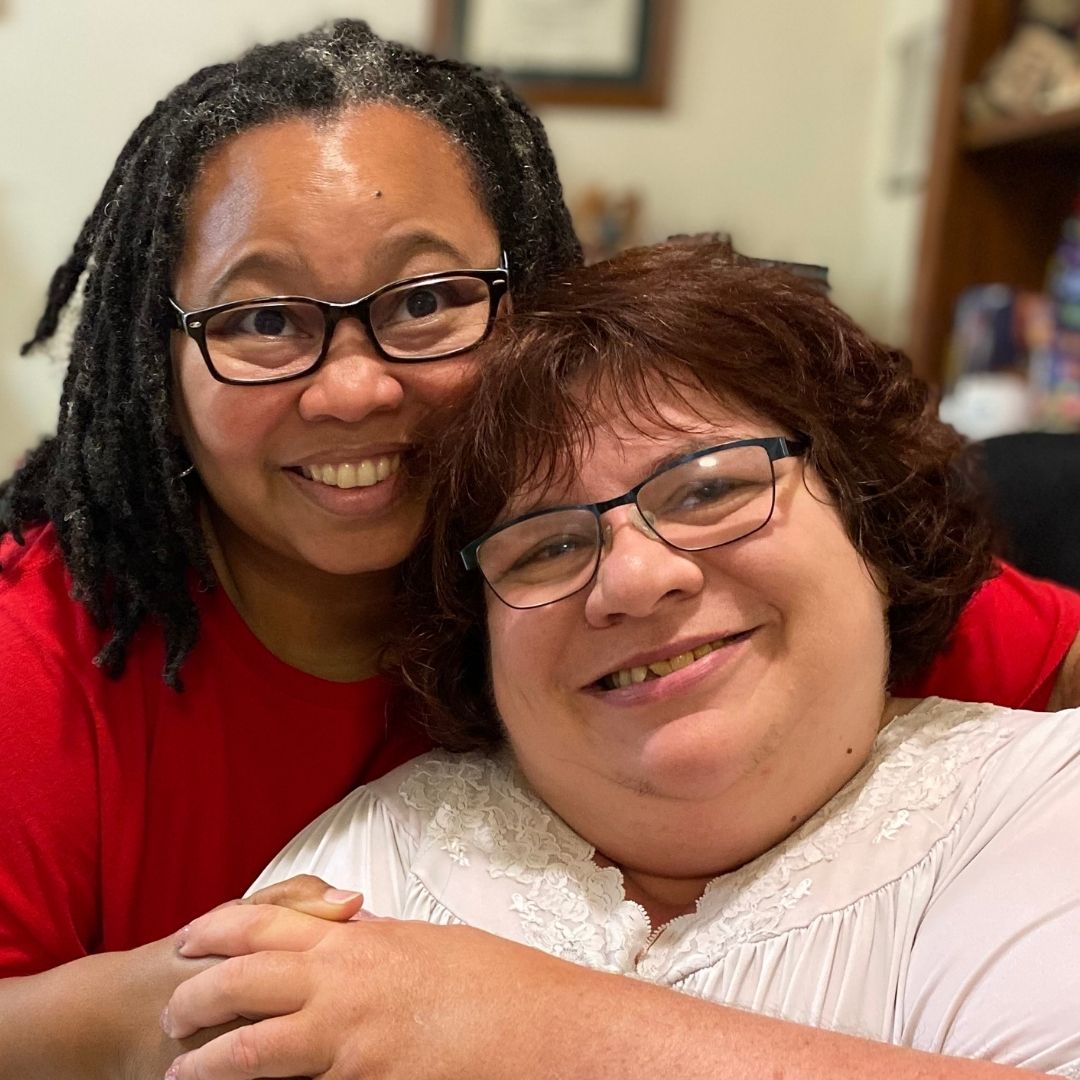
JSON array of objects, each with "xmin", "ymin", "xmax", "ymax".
[
  {"xmin": 204, "ymin": 251, "xmax": 309, "ymax": 303},
  {"xmin": 200, "ymin": 233, "xmax": 479, "ymax": 305},
  {"xmin": 646, "ymin": 434, "xmax": 745, "ymax": 474},
  {"xmin": 378, "ymin": 231, "xmax": 475, "ymax": 267},
  {"xmin": 504, "ymin": 435, "xmax": 748, "ymax": 518}
]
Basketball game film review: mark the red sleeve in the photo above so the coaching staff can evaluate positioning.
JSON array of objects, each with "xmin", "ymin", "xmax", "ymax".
[
  {"xmin": 898, "ymin": 563, "xmax": 1080, "ymax": 711},
  {"xmin": 0, "ymin": 552, "xmax": 101, "ymax": 976}
]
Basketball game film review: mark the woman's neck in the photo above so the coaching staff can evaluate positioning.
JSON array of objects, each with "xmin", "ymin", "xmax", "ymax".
[
  {"xmin": 203, "ymin": 505, "xmax": 398, "ymax": 682},
  {"xmin": 588, "ymin": 695, "xmax": 910, "ymax": 931},
  {"xmin": 594, "ymin": 854, "xmax": 712, "ymax": 929}
]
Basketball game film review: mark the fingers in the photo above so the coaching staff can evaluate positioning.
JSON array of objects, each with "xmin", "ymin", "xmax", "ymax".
[
  {"xmin": 246, "ymin": 874, "xmax": 364, "ymax": 922},
  {"xmin": 178, "ymin": 902, "xmax": 341, "ymax": 959},
  {"xmin": 165, "ymin": 1014, "xmax": 325, "ymax": 1080},
  {"xmin": 164, "ymin": 952, "xmax": 308, "ymax": 1039}
]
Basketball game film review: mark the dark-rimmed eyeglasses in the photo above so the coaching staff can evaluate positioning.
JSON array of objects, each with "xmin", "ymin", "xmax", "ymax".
[
  {"xmin": 169, "ymin": 253, "xmax": 510, "ymax": 385},
  {"xmin": 461, "ymin": 436, "xmax": 809, "ymax": 609}
]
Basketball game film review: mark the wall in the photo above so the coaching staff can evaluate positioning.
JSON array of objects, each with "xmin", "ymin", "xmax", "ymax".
[
  {"xmin": 539, "ymin": 0, "xmax": 944, "ymax": 342},
  {"xmin": 0, "ymin": 0, "xmax": 942, "ymax": 477}
]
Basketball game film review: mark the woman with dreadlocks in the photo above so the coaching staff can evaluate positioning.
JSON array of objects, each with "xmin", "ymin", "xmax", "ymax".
[
  {"xmin": 0, "ymin": 16, "xmax": 581, "ymax": 1073},
  {"xmin": 0, "ymin": 15, "xmax": 1079, "ymax": 1080}
]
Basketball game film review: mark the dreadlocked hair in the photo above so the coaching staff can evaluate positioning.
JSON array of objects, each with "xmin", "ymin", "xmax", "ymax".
[{"xmin": 0, "ymin": 18, "xmax": 582, "ymax": 689}]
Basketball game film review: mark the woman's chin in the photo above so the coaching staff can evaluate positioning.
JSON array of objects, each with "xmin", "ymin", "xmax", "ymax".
[
  {"xmin": 297, "ymin": 539, "xmax": 417, "ymax": 578},
  {"xmin": 626, "ymin": 708, "xmax": 757, "ymax": 800}
]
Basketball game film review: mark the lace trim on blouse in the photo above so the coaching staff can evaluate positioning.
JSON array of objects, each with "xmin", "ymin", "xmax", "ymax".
[{"xmin": 398, "ymin": 699, "xmax": 1012, "ymax": 975}]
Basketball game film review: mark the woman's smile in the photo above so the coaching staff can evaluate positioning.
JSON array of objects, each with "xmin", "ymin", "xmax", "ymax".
[
  {"xmin": 587, "ymin": 626, "xmax": 759, "ymax": 701},
  {"xmin": 283, "ymin": 454, "xmax": 410, "ymax": 519}
]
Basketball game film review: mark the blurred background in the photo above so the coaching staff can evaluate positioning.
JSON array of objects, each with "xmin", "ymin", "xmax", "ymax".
[{"xmin": 1, "ymin": 0, "xmax": 1078, "ymax": 502}]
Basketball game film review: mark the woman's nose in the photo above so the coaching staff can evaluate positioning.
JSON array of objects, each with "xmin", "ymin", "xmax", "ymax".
[
  {"xmin": 583, "ymin": 510, "xmax": 705, "ymax": 626},
  {"xmin": 297, "ymin": 318, "xmax": 405, "ymax": 422}
]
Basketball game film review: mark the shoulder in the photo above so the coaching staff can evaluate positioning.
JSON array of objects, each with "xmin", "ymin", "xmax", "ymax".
[
  {"xmin": 251, "ymin": 750, "xmax": 519, "ymax": 890},
  {"xmin": 882, "ymin": 697, "xmax": 1080, "ymax": 803},
  {"xmin": 964, "ymin": 562, "xmax": 1080, "ymax": 628},
  {"xmin": 0, "ymin": 522, "xmax": 80, "ymax": 624},
  {"xmin": 897, "ymin": 702, "xmax": 1080, "ymax": 1070},
  {"xmin": 732, "ymin": 700, "xmax": 1076, "ymax": 923},
  {"xmin": 250, "ymin": 749, "xmax": 550, "ymax": 920},
  {"xmin": 0, "ymin": 522, "xmax": 104, "ymax": 707},
  {"xmin": 900, "ymin": 563, "xmax": 1080, "ymax": 709},
  {"xmin": 312, "ymin": 748, "xmax": 527, "ymax": 846},
  {"xmin": 912, "ymin": 699, "xmax": 1080, "ymax": 850}
]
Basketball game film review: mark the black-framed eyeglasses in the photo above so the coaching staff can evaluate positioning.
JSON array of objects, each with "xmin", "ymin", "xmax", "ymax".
[
  {"xmin": 169, "ymin": 253, "xmax": 510, "ymax": 386},
  {"xmin": 460, "ymin": 436, "xmax": 809, "ymax": 610}
]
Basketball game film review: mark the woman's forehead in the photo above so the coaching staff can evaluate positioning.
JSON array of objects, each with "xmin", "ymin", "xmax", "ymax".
[
  {"xmin": 500, "ymin": 385, "xmax": 767, "ymax": 513},
  {"xmin": 173, "ymin": 104, "xmax": 496, "ymax": 299}
]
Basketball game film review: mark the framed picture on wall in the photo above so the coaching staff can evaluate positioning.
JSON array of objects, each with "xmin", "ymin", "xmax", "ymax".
[{"xmin": 430, "ymin": 0, "xmax": 677, "ymax": 108}]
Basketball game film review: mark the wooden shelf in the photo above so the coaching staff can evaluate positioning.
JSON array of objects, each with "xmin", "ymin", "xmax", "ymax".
[
  {"xmin": 965, "ymin": 104, "xmax": 1080, "ymax": 152},
  {"xmin": 909, "ymin": 0, "xmax": 1078, "ymax": 384}
]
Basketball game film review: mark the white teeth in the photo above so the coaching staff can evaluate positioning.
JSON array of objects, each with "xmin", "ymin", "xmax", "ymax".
[
  {"xmin": 299, "ymin": 454, "xmax": 401, "ymax": 490},
  {"xmin": 603, "ymin": 636, "xmax": 743, "ymax": 691}
]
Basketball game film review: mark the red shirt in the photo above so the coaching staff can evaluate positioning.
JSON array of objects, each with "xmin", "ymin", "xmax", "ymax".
[
  {"xmin": 896, "ymin": 562, "xmax": 1080, "ymax": 709},
  {"xmin": 0, "ymin": 525, "xmax": 429, "ymax": 976}
]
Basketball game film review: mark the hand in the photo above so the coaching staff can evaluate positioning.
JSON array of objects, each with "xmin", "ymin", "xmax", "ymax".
[{"xmin": 160, "ymin": 903, "xmax": 609, "ymax": 1080}]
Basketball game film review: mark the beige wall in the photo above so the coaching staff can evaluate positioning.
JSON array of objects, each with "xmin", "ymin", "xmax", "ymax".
[
  {"xmin": 0, "ymin": 0, "xmax": 942, "ymax": 477},
  {"xmin": 541, "ymin": 0, "xmax": 944, "ymax": 342}
]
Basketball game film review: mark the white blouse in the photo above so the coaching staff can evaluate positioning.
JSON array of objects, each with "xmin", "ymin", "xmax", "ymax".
[{"xmin": 253, "ymin": 699, "xmax": 1080, "ymax": 1076}]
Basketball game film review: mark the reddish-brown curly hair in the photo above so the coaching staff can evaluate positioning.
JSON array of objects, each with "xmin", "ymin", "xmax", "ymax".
[{"xmin": 395, "ymin": 240, "xmax": 995, "ymax": 751}]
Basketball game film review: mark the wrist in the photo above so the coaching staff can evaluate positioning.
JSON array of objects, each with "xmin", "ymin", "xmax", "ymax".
[{"xmin": 0, "ymin": 952, "xmax": 124, "ymax": 1080}]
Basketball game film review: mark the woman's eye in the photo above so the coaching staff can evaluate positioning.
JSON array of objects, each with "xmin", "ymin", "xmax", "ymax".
[
  {"xmin": 231, "ymin": 307, "xmax": 302, "ymax": 337},
  {"xmin": 509, "ymin": 534, "xmax": 590, "ymax": 572},
  {"xmin": 403, "ymin": 288, "xmax": 442, "ymax": 319},
  {"xmin": 672, "ymin": 479, "xmax": 737, "ymax": 509},
  {"xmin": 382, "ymin": 281, "xmax": 483, "ymax": 326}
]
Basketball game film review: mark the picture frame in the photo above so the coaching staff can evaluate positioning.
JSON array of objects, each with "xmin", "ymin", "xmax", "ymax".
[{"xmin": 430, "ymin": 0, "xmax": 677, "ymax": 108}]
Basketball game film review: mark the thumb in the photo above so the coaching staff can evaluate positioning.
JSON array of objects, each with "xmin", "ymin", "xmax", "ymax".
[{"xmin": 245, "ymin": 874, "xmax": 365, "ymax": 922}]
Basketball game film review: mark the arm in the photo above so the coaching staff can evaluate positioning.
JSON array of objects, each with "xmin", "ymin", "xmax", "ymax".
[
  {"xmin": 0, "ymin": 884, "xmax": 361, "ymax": 1080},
  {"xmin": 0, "ymin": 583, "xmax": 237, "ymax": 1074},
  {"xmin": 1048, "ymin": 629, "xmax": 1080, "ymax": 709},
  {"xmin": 0, "ymin": 939, "xmax": 212, "ymax": 1080},
  {"xmin": 0, "ymin": 887, "xmax": 362, "ymax": 1080},
  {"xmin": 162, "ymin": 906, "xmax": 1023, "ymax": 1080}
]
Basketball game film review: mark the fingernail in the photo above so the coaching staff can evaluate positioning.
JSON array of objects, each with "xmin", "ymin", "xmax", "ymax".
[
  {"xmin": 350, "ymin": 909, "xmax": 384, "ymax": 922},
  {"xmin": 174, "ymin": 924, "xmax": 189, "ymax": 952},
  {"xmin": 159, "ymin": 1005, "xmax": 171, "ymax": 1035},
  {"xmin": 323, "ymin": 888, "xmax": 362, "ymax": 904},
  {"xmin": 164, "ymin": 1056, "xmax": 184, "ymax": 1079}
]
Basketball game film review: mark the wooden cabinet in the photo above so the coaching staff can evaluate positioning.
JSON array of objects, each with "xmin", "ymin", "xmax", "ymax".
[{"xmin": 909, "ymin": 0, "xmax": 1080, "ymax": 383}]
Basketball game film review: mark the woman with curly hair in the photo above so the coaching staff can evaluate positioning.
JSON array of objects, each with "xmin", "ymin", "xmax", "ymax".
[{"xmin": 172, "ymin": 242, "xmax": 1079, "ymax": 1080}]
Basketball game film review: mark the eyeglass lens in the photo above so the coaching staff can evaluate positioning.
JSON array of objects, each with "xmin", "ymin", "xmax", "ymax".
[
  {"xmin": 477, "ymin": 444, "xmax": 776, "ymax": 608},
  {"xmin": 202, "ymin": 275, "xmax": 494, "ymax": 381}
]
